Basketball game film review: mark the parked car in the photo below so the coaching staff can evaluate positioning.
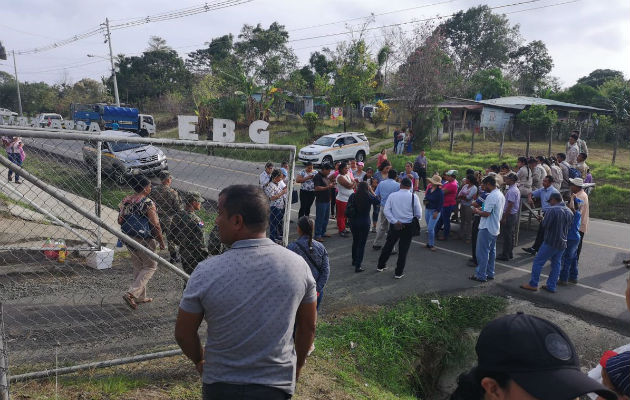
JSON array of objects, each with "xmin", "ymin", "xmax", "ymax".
[
  {"xmin": 35, "ymin": 113, "xmax": 64, "ymax": 127},
  {"xmin": 298, "ymin": 132, "xmax": 370, "ymax": 165},
  {"xmin": 82, "ymin": 130, "xmax": 168, "ymax": 184},
  {"xmin": 0, "ymin": 108, "xmax": 18, "ymax": 118}
]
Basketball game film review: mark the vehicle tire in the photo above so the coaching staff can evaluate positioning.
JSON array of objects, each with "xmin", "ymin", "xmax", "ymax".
[
  {"xmin": 139, "ymin": 129, "xmax": 149, "ymax": 137},
  {"xmin": 355, "ymin": 151, "xmax": 366, "ymax": 163},
  {"xmin": 322, "ymin": 155, "xmax": 333, "ymax": 166}
]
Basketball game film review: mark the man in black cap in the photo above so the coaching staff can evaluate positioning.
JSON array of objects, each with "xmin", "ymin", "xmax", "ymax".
[
  {"xmin": 450, "ymin": 312, "xmax": 617, "ymax": 400},
  {"xmin": 150, "ymin": 171, "xmax": 182, "ymax": 263}
]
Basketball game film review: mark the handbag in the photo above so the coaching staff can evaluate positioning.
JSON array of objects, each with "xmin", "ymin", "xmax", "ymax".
[
  {"xmin": 291, "ymin": 189, "xmax": 299, "ymax": 204},
  {"xmin": 409, "ymin": 193, "xmax": 421, "ymax": 237},
  {"xmin": 120, "ymin": 198, "xmax": 154, "ymax": 239}
]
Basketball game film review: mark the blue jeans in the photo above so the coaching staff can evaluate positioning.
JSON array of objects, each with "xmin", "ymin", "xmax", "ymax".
[
  {"xmin": 314, "ymin": 202, "xmax": 330, "ymax": 238},
  {"xmin": 435, "ymin": 205, "xmax": 455, "ymax": 238},
  {"xmin": 475, "ymin": 228, "xmax": 498, "ymax": 281},
  {"xmin": 7, "ymin": 152, "xmax": 22, "ymax": 182},
  {"xmin": 269, "ymin": 206, "xmax": 284, "ymax": 241},
  {"xmin": 529, "ymin": 242, "xmax": 565, "ymax": 292},
  {"xmin": 372, "ymin": 203, "xmax": 380, "ymax": 225},
  {"xmin": 425, "ymin": 208, "xmax": 441, "ymax": 247},
  {"xmin": 559, "ymin": 239, "xmax": 580, "ymax": 282},
  {"xmin": 396, "ymin": 141, "xmax": 404, "ymax": 154}
]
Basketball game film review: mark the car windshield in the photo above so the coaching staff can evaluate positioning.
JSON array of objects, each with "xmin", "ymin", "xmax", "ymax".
[
  {"xmin": 108, "ymin": 141, "xmax": 144, "ymax": 152},
  {"xmin": 314, "ymin": 136, "xmax": 336, "ymax": 147}
]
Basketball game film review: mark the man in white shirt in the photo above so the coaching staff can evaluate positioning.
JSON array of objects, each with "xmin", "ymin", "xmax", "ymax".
[
  {"xmin": 471, "ymin": 175, "xmax": 505, "ymax": 282},
  {"xmin": 566, "ymin": 134, "xmax": 579, "ymax": 167},
  {"xmin": 376, "ymin": 178, "xmax": 422, "ymax": 279},
  {"xmin": 259, "ymin": 162, "xmax": 273, "ymax": 186}
]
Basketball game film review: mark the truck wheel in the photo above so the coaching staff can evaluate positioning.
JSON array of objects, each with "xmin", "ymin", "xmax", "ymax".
[
  {"xmin": 322, "ymin": 155, "xmax": 333, "ymax": 166},
  {"xmin": 355, "ymin": 151, "xmax": 366, "ymax": 163},
  {"xmin": 139, "ymin": 129, "xmax": 149, "ymax": 137}
]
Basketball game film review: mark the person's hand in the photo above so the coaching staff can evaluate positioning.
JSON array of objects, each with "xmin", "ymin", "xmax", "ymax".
[
  {"xmin": 195, "ymin": 360, "xmax": 204, "ymax": 375},
  {"xmin": 159, "ymin": 241, "xmax": 166, "ymax": 250},
  {"xmin": 536, "ymin": 215, "xmax": 543, "ymax": 222},
  {"xmin": 528, "ymin": 199, "xmax": 534, "ymax": 206},
  {"xmin": 432, "ymin": 211, "xmax": 439, "ymax": 219},
  {"xmin": 394, "ymin": 222, "xmax": 403, "ymax": 230}
]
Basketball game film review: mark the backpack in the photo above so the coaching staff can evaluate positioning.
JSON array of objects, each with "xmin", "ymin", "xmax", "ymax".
[
  {"xmin": 568, "ymin": 167, "xmax": 581, "ymax": 179},
  {"xmin": 120, "ymin": 198, "xmax": 153, "ymax": 239}
]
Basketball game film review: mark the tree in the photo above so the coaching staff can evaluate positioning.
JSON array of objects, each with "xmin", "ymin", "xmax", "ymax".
[
  {"xmin": 509, "ymin": 40, "xmax": 554, "ymax": 95},
  {"xmin": 146, "ymin": 36, "xmax": 172, "ymax": 52},
  {"xmin": 550, "ymin": 83, "xmax": 606, "ymax": 108},
  {"xmin": 599, "ymin": 78, "xmax": 630, "ymax": 164},
  {"xmin": 186, "ymin": 34, "xmax": 237, "ymax": 74},
  {"xmin": 439, "ymin": 5, "xmax": 520, "ymax": 79},
  {"xmin": 467, "ymin": 68, "xmax": 512, "ymax": 99},
  {"xmin": 394, "ymin": 30, "xmax": 456, "ymax": 146},
  {"xmin": 371, "ymin": 100, "xmax": 390, "ymax": 130},
  {"xmin": 517, "ymin": 105, "xmax": 557, "ymax": 157},
  {"xmin": 375, "ymin": 45, "xmax": 392, "ymax": 89},
  {"xmin": 309, "ymin": 51, "xmax": 334, "ymax": 77},
  {"xmin": 0, "ymin": 41, "xmax": 6, "ymax": 60},
  {"xmin": 234, "ymin": 22, "xmax": 297, "ymax": 87},
  {"xmin": 111, "ymin": 49, "xmax": 193, "ymax": 104},
  {"xmin": 577, "ymin": 69, "xmax": 624, "ymax": 88},
  {"xmin": 328, "ymin": 40, "xmax": 378, "ymax": 127}
]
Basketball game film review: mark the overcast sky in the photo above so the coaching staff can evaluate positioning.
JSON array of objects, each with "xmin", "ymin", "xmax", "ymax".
[{"xmin": 1, "ymin": 0, "xmax": 628, "ymax": 89}]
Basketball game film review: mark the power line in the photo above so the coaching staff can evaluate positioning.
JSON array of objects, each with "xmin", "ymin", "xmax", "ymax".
[
  {"xmin": 12, "ymin": 0, "xmax": 252, "ymax": 55},
  {"xmin": 289, "ymin": 0, "xmax": 458, "ymax": 32}
]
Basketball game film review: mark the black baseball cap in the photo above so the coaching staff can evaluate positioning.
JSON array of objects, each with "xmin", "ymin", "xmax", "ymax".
[{"xmin": 476, "ymin": 313, "xmax": 617, "ymax": 400}]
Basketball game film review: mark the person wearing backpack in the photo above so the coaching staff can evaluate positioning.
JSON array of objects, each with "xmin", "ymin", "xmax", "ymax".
[
  {"xmin": 118, "ymin": 176, "xmax": 165, "ymax": 310},
  {"xmin": 288, "ymin": 216, "xmax": 329, "ymax": 355}
]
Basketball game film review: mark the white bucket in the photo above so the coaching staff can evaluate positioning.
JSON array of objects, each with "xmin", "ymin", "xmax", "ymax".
[{"xmin": 84, "ymin": 247, "xmax": 114, "ymax": 270}]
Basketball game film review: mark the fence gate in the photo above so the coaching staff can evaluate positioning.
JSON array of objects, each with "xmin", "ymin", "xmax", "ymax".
[{"xmin": 0, "ymin": 127, "xmax": 295, "ymax": 392}]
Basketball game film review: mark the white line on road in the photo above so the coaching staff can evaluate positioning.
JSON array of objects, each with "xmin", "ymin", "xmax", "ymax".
[
  {"xmin": 176, "ymin": 178, "xmax": 220, "ymax": 192},
  {"xmin": 168, "ymin": 157, "xmax": 258, "ymax": 177}
]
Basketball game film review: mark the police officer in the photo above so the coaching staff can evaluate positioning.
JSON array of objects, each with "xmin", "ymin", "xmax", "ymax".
[
  {"xmin": 171, "ymin": 192, "xmax": 209, "ymax": 274},
  {"xmin": 149, "ymin": 171, "xmax": 182, "ymax": 263}
]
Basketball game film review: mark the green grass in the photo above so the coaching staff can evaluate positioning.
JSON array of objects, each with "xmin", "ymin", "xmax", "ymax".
[
  {"xmin": 589, "ymin": 184, "xmax": 630, "ymax": 223},
  {"xmin": 316, "ymin": 295, "xmax": 507, "ymax": 398},
  {"xmin": 0, "ymin": 191, "xmax": 39, "ymax": 213}
]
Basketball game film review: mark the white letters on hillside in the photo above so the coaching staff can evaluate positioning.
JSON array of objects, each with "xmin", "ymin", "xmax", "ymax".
[
  {"xmin": 212, "ymin": 118, "xmax": 236, "ymax": 143},
  {"xmin": 248, "ymin": 120, "xmax": 269, "ymax": 144}
]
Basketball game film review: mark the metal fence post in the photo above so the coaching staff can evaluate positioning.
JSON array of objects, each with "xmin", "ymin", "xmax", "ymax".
[
  {"xmin": 96, "ymin": 140, "xmax": 102, "ymax": 250},
  {"xmin": 0, "ymin": 304, "xmax": 10, "ymax": 400},
  {"xmin": 283, "ymin": 148, "xmax": 296, "ymax": 247}
]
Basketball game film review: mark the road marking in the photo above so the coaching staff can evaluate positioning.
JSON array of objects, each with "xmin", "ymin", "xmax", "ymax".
[
  {"xmin": 176, "ymin": 178, "xmax": 220, "ymax": 192},
  {"xmin": 584, "ymin": 240, "xmax": 629, "ymax": 252},
  {"xmin": 410, "ymin": 239, "xmax": 625, "ymax": 299},
  {"xmin": 169, "ymin": 156, "xmax": 258, "ymax": 177}
]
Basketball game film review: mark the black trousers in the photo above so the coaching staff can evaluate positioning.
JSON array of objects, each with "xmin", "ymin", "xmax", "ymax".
[
  {"xmin": 377, "ymin": 223, "xmax": 414, "ymax": 276},
  {"xmin": 499, "ymin": 213, "xmax": 518, "ymax": 258},
  {"xmin": 415, "ymin": 167, "xmax": 427, "ymax": 190},
  {"xmin": 471, "ymin": 215, "xmax": 480, "ymax": 262},
  {"xmin": 575, "ymin": 230, "xmax": 585, "ymax": 261},
  {"xmin": 351, "ymin": 222, "xmax": 370, "ymax": 268},
  {"xmin": 203, "ymin": 382, "xmax": 291, "ymax": 400},
  {"xmin": 298, "ymin": 190, "xmax": 316, "ymax": 218},
  {"xmin": 330, "ymin": 188, "xmax": 337, "ymax": 216}
]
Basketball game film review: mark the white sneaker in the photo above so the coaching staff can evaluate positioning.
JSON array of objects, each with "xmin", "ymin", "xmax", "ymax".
[
  {"xmin": 307, "ymin": 343, "xmax": 315, "ymax": 356},
  {"xmin": 394, "ymin": 274, "xmax": 405, "ymax": 279}
]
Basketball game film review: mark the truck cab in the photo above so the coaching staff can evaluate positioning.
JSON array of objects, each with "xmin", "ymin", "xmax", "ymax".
[{"xmin": 138, "ymin": 114, "xmax": 156, "ymax": 136}]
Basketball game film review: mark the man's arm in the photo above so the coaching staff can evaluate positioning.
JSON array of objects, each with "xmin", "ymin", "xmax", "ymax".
[
  {"xmin": 175, "ymin": 308, "xmax": 205, "ymax": 374},
  {"xmin": 383, "ymin": 196, "xmax": 396, "ymax": 224},
  {"xmin": 294, "ymin": 301, "xmax": 317, "ymax": 381}
]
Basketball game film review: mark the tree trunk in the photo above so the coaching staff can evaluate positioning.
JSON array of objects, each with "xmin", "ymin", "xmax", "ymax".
[
  {"xmin": 526, "ymin": 126, "xmax": 531, "ymax": 157},
  {"xmin": 612, "ymin": 126, "xmax": 618, "ymax": 165},
  {"xmin": 470, "ymin": 125, "xmax": 475, "ymax": 155},
  {"xmin": 548, "ymin": 125, "xmax": 553, "ymax": 158},
  {"xmin": 499, "ymin": 126, "xmax": 505, "ymax": 158},
  {"xmin": 449, "ymin": 120, "xmax": 454, "ymax": 153},
  {"xmin": 461, "ymin": 109, "xmax": 467, "ymax": 130}
]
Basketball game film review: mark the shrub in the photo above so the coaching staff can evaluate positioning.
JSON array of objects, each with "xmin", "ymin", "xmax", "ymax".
[
  {"xmin": 371, "ymin": 100, "xmax": 391, "ymax": 127},
  {"xmin": 303, "ymin": 112, "xmax": 319, "ymax": 135}
]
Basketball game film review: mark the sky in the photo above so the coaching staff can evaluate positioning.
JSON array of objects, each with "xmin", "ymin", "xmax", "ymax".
[{"xmin": 0, "ymin": 0, "xmax": 628, "ymax": 89}]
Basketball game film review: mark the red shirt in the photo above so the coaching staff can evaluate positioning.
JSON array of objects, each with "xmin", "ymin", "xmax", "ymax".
[{"xmin": 442, "ymin": 180, "xmax": 458, "ymax": 207}]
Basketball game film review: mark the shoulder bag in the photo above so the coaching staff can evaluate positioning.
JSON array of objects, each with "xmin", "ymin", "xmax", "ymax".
[
  {"xmin": 120, "ymin": 197, "xmax": 154, "ymax": 239},
  {"xmin": 409, "ymin": 193, "xmax": 421, "ymax": 236}
]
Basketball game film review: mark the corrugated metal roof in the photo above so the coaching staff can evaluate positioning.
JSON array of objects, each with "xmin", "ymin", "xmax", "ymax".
[{"xmin": 477, "ymin": 96, "xmax": 609, "ymax": 112}]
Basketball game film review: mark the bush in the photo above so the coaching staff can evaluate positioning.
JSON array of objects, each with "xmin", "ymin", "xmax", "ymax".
[{"xmin": 303, "ymin": 112, "xmax": 319, "ymax": 135}]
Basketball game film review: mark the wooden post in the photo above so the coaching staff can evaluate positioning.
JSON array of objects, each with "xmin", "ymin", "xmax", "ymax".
[
  {"xmin": 499, "ymin": 126, "xmax": 506, "ymax": 158},
  {"xmin": 470, "ymin": 124, "xmax": 475, "ymax": 155},
  {"xmin": 449, "ymin": 120, "xmax": 454, "ymax": 152},
  {"xmin": 548, "ymin": 125, "xmax": 553, "ymax": 157},
  {"xmin": 461, "ymin": 109, "xmax": 467, "ymax": 130},
  {"xmin": 526, "ymin": 126, "xmax": 531, "ymax": 157},
  {"xmin": 612, "ymin": 126, "xmax": 618, "ymax": 165},
  {"xmin": 0, "ymin": 304, "xmax": 9, "ymax": 400}
]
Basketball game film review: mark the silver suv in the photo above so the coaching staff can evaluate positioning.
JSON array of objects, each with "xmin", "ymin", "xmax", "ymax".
[{"xmin": 82, "ymin": 130, "xmax": 168, "ymax": 184}]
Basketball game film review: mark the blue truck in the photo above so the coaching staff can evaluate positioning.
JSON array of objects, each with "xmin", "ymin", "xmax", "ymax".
[{"xmin": 71, "ymin": 103, "xmax": 156, "ymax": 136}]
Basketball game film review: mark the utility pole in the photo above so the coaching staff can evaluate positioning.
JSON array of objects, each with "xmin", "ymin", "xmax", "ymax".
[
  {"xmin": 104, "ymin": 18, "xmax": 120, "ymax": 107},
  {"xmin": 12, "ymin": 50, "xmax": 23, "ymax": 116}
]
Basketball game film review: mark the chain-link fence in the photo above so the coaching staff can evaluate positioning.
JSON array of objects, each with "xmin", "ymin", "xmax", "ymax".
[{"xmin": 0, "ymin": 126, "xmax": 295, "ymax": 393}]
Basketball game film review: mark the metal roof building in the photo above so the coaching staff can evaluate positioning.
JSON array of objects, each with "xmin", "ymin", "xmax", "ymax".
[{"xmin": 476, "ymin": 96, "xmax": 610, "ymax": 113}]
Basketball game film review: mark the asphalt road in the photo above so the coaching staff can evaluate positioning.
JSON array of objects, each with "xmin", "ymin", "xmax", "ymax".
[
  {"xmin": 22, "ymin": 136, "xmax": 268, "ymax": 201},
  {"xmin": 291, "ymin": 204, "xmax": 630, "ymax": 334}
]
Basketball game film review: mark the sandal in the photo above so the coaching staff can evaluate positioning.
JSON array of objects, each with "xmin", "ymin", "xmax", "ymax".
[
  {"xmin": 136, "ymin": 297, "xmax": 153, "ymax": 304},
  {"xmin": 123, "ymin": 293, "xmax": 137, "ymax": 310}
]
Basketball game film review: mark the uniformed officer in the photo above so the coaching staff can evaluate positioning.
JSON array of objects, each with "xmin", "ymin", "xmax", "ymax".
[
  {"xmin": 171, "ymin": 191, "xmax": 209, "ymax": 274},
  {"xmin": 149, "ymin": 171, "xmax": 182, "ymax": 263}
]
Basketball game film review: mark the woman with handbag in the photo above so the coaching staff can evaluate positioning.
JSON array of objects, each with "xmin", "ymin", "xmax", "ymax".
[
  {"xmin": 118, "ymin": 176, "xmax": 165, "ymax": 310},
  {"xmin": 424, "ymin": 174, "xmax": 444, "ymax": 251},
  {"xmin": 347, "ymin": 182, "xmax": 379, "ymax": 272}
]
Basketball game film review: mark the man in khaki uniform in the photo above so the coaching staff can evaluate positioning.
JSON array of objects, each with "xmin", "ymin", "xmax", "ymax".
[
  {"xmin": 150, "ymin": 171, "xmax": 182, "ymax": 263},
  {"xmin": 171, "ymin": 192, "xmax": 209, "ymax": 274}
]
